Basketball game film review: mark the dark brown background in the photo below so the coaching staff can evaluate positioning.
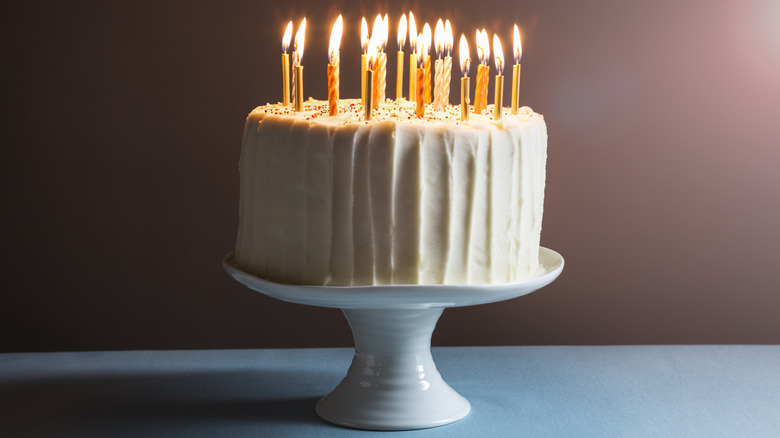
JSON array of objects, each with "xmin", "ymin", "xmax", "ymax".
[{"xmin": 3, "ymin": 0, "xmax": 779, "ymax": 352}]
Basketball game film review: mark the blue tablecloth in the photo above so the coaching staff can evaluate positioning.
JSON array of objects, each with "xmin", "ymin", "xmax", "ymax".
[{"xmin": 1, "ymin": 346, "xmax": 779, "ymax": 437}]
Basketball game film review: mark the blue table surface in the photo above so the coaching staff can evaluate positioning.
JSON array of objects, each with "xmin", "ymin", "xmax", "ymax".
[{"xmin": 1, "ymin": 346, "xmax": 779, "ymax": 437}]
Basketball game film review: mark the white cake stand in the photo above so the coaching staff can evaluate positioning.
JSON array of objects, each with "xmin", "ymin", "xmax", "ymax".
[{"xmin": 223, "ymin": 247, "xmax": 563, "ymax": 431}]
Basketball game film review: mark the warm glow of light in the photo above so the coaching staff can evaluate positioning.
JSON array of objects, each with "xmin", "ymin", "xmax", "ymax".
[
  {"xmin": 382, "ymin": 14, "xmax": 389, "ymax": 51},
  {"xmin": 329, "ymin": 15, "xmax": 343, "ymax": 65},
  {"xmin": 409, "ymin": 12, "xmax": 418, "ymax": 51},
  {"xmin": 434, "ymin": 19, "xmax": 444, "ymax": 59},
  {"xmin": 368, "ymin": 29, "xmax": 380, "ymax": 69},
  {"xmin": 423, "ymin": 23, "xmax": 432, "ymax": 58},
  {"xmin": 444, "ymin": 20, "xmax": 453, "ymax": 57},
  {"xmin": 459, "ymin": 34, "xmax": 470, "ymax": 76},
  {"xmin": 416, "ymin": 33, "xmax": 426, "ymax": 68},
  {"xmin": 476, "ymin": 29, "xmax": 490, "ymax": 65},
  {"xmin": 372, "ymin": 14, "xmax": 383, "ymax": 52},
  {"xmin": 513, "ymin": 24, "xmax": 522, "ymax": 64},
  {"xmin": 361, "ymin": 17, "xmax": 369, "ymax": 54},
  {"xmin": 493, "ymin": 34, "xmax": 504, "ymax": 74},
  {"xmin": 398, "ymin": 14, "xmax": 407, "ymax": 50},
  {"xmin": 282, "ymin": 21, "xmax": 293, "ymax": 53},
  {"xmin": 294, "ymin": 18, "xmax": 306, "ymax": 62}
]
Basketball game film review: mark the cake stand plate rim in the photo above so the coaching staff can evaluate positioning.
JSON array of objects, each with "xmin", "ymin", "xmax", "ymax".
[{"xmin": 223, "ymin": 247, "xmax": 563, "ymax": 309}]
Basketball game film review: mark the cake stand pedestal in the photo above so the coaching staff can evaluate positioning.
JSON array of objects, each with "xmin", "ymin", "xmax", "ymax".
[{"xmin": 223, "ymin": 247, "xmax": 564, "ymax": 430}]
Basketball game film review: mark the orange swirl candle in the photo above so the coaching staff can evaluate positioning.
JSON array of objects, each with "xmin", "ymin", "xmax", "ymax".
[
  {"xmin": 423, "ymin": 23, "xmax": 432, "ymax": 104},
  {"xmin": 415, "ymin": 38, "xmax": 426, "ymax": 117},
  {"xmin": 433, "ymin": 19, "xmax": 444, "ymax": 111},
  {"xmin": 442, "ymin": 20, "xmax": 453, "ymax": 106},
  {"xmin": 327, "ymin": 15, "xmax": 343, "ymax": 116}
]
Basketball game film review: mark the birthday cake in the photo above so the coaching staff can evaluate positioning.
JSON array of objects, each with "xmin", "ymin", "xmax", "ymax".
[{"xmin": 233, "ymin": 98, "xmax": 547, "ymax": 286}]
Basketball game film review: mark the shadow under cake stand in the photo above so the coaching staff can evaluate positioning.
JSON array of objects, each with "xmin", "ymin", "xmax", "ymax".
[{"xmin": 223, "ymin": 247, "xmax": 564, "ymax": 431}]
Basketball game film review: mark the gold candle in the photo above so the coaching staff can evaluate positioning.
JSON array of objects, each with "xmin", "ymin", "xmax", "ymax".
[
  {"xmin": 292, "ymin": 19, "xmax": 306, "ymax": 112},
  {"xmin": 361, "ymin": 54, "xmax": 367, "ymax": 106},
  {"xmin": 360, "ymin": 17, "xmax": 369, "ymax": 106},
  {"xmin": 366, "ymin": 69, "xmax": 374, "ymax": 120},
  {"xmin": 511, "ymin": 64, "xmax": 521, "ymax": 115},
  {"xmin": 459, "ymin": 34, "xmax": 471, "ymax": 121},
  {"xmin": 511, "ymin": 25, "xmax": 523, "ymax": 114},
  {"xmin": 281, "ymin": 21, "xmax": 292, "ymax": 106},
  {"xmin": 409, "ymin": 53, "xmax": 417, "ymax": 102},
  {"xmin": 396, "ymin": 51, "xmax": 404, "ymax": 100},
  {"xmin": 461, "ymin": 76, "xmax": 470, "ymax": 121},
  {"xmin": 494, "ymin": 74, "xmax": 503, "ymax": 121},
  {"xmin": 294, "ymin": 65, "xmax": 304, "ymax": 112},
  {"xmin": 396, "ymin": 14, "xmax": 407, "ymax": 100},
  {"xmin": 493, "ymin": 34, "xmax": 504, "ymax": 121},
  {"xmin": 281, "ymin": 53, "xmax": 290, "ymax": 106}
]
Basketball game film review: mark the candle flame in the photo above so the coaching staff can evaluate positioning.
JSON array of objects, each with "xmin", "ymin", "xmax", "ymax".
[
  {"xmin": 459, "ymin": 34, "xmax": 470, "ymax": 77},
  {"xmin": 282, "ymin": 21, "xmax": 293, "ymax": 53},
  {"xmin": 513, "ymin": 24, "xmax": 522, "ymax": 64},
  {"xmin": 361, "ymin": 17, "xmax": 369, "ymax": 54},
  {"xmin": 422, "ymin": 23, "xmax": 432, "ymax": 58},
  {"xmin": 382, "ymin": 14, "xmax": 388, "ymax": 52},
  {"xmin": 294, "ymin": 18, "xmax": 306, "ymax": 63},
  {"xmin": 372, "ymin": 14, "xmax": 383, "ymax": 52},
  {"xmin": 444, "ymin": 20, "xmax": 453, "ymax": 57},
  {"xmin": 329, "ymin": 15, "xmax": 343, "ymax": 65},
  {"xmin": 493, "ymin": 34, "xmax": 503, "ymax": 74},
  {"xmin": 434, "ymin": 19, "xmax": 444, "ymax": 59},
  {"xmin": 367, "ymin": 30, "xmax": 380, "ymax": 70},
  {"xmin": 398, "ymin": 14, "xmax": 407, "ymax": 50},
  {"xmin": 416, "ymin": 33, "xmax": 426, "ymax": 68},
  {"xmin": 409, "ymin": 12, "xmax": 417, "ymax": 51},
  {"xmin": 479, "ymin": 29, "xmax": 490, "ymax": 65}
]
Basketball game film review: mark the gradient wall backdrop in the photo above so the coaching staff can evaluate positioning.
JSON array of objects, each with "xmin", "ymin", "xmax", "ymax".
[{"xmin": 3, "ymin": 0, "xmax": 779, "ymax": 352}]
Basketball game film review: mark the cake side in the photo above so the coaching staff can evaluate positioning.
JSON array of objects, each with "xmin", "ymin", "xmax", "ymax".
[{"xmin": 235, "ymin": 99, "xmax": 547, "ymax": 285}]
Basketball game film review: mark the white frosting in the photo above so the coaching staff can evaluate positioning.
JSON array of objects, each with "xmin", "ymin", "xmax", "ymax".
[{"xmin": 235, "ymin": 99, "xmax": 547, "ymax": 285}]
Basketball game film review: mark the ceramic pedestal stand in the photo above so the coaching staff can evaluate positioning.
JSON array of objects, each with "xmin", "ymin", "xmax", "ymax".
[{"xmin": 224, "ymin": 247, "xmax": 564, "ymax": 430}]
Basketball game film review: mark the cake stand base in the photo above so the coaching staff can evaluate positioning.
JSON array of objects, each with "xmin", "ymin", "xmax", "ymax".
[
  {"xmin": 224, "ymin": 247, "xmax": 564, "ymax": 431},
  {"xmin": 315, "ymin": 308, "xmax": 470, "ymax": 430}
]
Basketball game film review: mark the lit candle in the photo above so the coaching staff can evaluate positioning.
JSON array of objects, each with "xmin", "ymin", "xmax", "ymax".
[
  {"xmin": 327, "ymin": 15, "xmax": 343, "ymax": 116},
  {"xmin": 408, "ymin": 12, "xmax": 417, "ymax": 102},
  {"xmin": 361, "ymin": 17, "xmax": 369, "ymax": 106},
  {"xmin": 459, "ymin": 34, "xmax": 471, "ymax": 121},
  {"xmin": 377, "ymin": 14, "xmax": 388, "ymax": 103},
  {"xmin": 493, "ymin": 34, "xmax": 504, "ymax": 121},
  {"xmin": 443, "ymin": 20, "xmax": 453, "ymax": 106},
  {"xmin": 366, "ymin": 37, "xmax": 378, "ymax": 120},
  {"xmin": 423, "ymin": 23, "xmax": 432, "ymax": 104},
  {"xmin": 396, "ymin": 15, "xmax": 407, "ymax": 100},
  {"xmin": 474, "ymin": 29, "xmax": 490, "ymax": 114},
  {"xmin": 415, "ymin": 35, "xmax": 426, "ymax": 117},
  {"xmin": 433, "ymin": 19, "xmax": 444, "ymax": 111},
  {"xmin": 369, "ymin": 19, "xmax": 383, "ymax": 111},
  {"xmin": 281, "ymin": 21, "xmax": 293, "ymax": 106},
  {"xmin": 511, "ymin": 24, "xmax": 523, "ymax": 115},
  {"xmin": 293, "ymin": 18, "xmax": 306, "ymax": 112}
]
